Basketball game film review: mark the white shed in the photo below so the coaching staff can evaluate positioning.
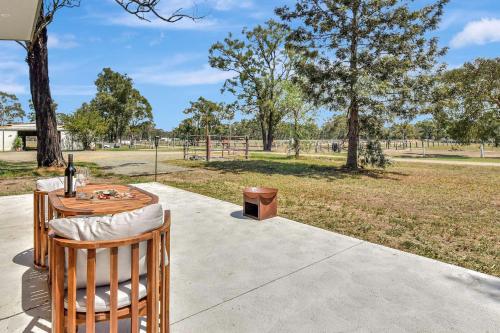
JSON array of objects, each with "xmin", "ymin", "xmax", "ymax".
[{"xmin": 0, "ymin": 123, "xmax": 80, "ymax": 151}]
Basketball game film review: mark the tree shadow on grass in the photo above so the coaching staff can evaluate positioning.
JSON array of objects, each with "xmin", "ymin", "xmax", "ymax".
[
  {"xmin": 203, "ymin": 158, "xmax": 407, "ymax": 181},
  {"xmin": 0, "ymin": 161, "xmax": 38, "ymax": 177}
]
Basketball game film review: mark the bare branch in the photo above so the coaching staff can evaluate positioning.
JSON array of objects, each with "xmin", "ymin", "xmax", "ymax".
[
  {"xmin": 15, "ymin": 41, "xmax": 28, "ymax": 51},
  {"xmin": 27, "ymin": 0, "xmax": 81, "ymax": 51},
  {"xmin": 114, "ymin": 0, "xmax": 203, "ymax": 22}
]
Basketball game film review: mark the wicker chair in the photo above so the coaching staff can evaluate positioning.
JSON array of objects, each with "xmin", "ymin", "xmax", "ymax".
[{"xmin": 49, "ymin": 208, "xmax": 170, "ymax": 333}]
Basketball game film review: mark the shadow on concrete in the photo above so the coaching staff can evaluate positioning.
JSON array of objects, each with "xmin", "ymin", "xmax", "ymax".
[
  {"xmin": 13, "ymin": 249, "xmax": 51, "ymax": 333},
  {"xmin": 204, "ymin": 159, "xmax": 406, "ymax": 181},
  {"xmin": 230, "ymin": 210, "xmax": 252, "ymax": 220},
  {"xmin": 445, "ymin": 273, "xmax": 500, "ymax": 303},
  {"xmin": 12, "ymin": 250, "xmax": 153, "ymax": 332}
]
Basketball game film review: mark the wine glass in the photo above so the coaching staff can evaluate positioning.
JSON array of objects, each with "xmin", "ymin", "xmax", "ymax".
[{"xmin": 76, "ymin": 167, "xmax": 90, "ymax": 187}]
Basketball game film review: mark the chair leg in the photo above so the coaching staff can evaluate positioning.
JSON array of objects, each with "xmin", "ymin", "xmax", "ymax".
[
  {"xmin": 52, "ymin": 244, "xmax": 65, "ymax": 333},
  {"xmin": 40, "ymin": 227, "xmax": 47, "ymax": 268},
  {"xmin": 33, "ymin": 193, "xmax": 40, "ymax": 268}
]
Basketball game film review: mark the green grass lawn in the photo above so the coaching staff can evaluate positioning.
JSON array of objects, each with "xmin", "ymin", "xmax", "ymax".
[
  {"xmin": 158, "ymin": 155, "xmax": 499, "ymax": 277},
  {"xmin": 0, "ymin": 160, "xmax": 108, "ymax": 195}
]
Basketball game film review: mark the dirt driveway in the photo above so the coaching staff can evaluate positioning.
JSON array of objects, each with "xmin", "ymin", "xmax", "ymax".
[{"xmin": 0, "ymin": 150, "xmax": 187, "ymax": 175}]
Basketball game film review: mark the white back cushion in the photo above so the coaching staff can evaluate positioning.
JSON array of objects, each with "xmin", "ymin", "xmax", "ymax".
[
  {"xmin": 36, "ymin": 177, "xmax": 65, "ymax": 192},
  {"xmin": 36, "ymin": 176, "xmax": 85, "ymax": 192},
  {"xmin": 36, "ymin": 177, "xmax": 65, "ymax": 222},
  {"xmin": 36, "ymin": 176, "xmax": 84, "ymax": 221},
  {"xmin": 49, "ymin": 204, "xmax": 164, "ymax": 289}
]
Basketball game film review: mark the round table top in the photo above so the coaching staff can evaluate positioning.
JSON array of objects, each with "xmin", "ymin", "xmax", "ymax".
[{"xmin": 48, "ymin": 184, "xmax": 159, "ymax": 217}]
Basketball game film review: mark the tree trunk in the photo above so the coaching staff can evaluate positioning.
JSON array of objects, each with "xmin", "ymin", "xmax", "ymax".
[
  {"xmin": 265, "ymin": 131, "xmax": 274, "ymax": 151},
  {"xmin": 294, "ymin": 114, "xmax": 300, "ymax": 158},
  {"xmin": 27, "ymin": 21, "xmax": 64, "ymax": 167},
  {"xmin": 346, "ymin": 0, "xmax": 360, "ymax": 170},
  {"xmin": 259, "ymin": 117, "xmax": 268, "ymax": 151},
  {"xmin": 264, "ymin": 112, "xmax": 274, "ymax": 151},
  {"xmin": 346, "ymin": 100, "xmax": 359, "ymax": 169}
]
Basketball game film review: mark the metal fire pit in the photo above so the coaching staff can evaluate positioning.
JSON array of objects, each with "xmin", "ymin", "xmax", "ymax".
[{"xmin": 243, "ymin": 187, "xmax": 278, "ymax": 220}]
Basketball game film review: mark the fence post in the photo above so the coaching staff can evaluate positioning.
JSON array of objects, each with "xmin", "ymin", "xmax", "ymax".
[
  {"xmin": 183, "ymin": 141, "xmax": 187, "ymax": 160},
  {"xmin": 245, "ymin": 136, "xmax": 249, "ymax": 159},
  {"xmin": 206, "ymin": 135, "xmax": 211, "ymax": 162}
]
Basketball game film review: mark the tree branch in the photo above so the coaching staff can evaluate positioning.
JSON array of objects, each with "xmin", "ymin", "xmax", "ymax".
[
  {"xmin": 114, "ymin": 0, "xmax": 203, "ymax": 22},
  {"xmin": 15, "ymin": 41, "xmax": 28, "ymax": 51}
]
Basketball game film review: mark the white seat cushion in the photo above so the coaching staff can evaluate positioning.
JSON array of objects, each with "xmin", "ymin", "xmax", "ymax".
[
  {"xmin": 66, "ymin": 275, "xmax": 148, "ymax": 312},
  {"xmin": 36, "ymin": 177, "xmax": 65, "ymax": 192},
  {"xmin": 49, "ymin": 204, "xmax": 164, "ymax": 289}
]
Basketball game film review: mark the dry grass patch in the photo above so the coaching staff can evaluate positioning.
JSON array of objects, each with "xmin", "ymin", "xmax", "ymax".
[{"xmin": 159, "ymin": 155, "xmax": 499, "ymax": 277}]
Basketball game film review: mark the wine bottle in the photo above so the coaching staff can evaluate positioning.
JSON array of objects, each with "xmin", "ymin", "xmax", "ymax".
[{"xmin": 64, "ymin": 154, "xmax": 77, "ymax": 198}]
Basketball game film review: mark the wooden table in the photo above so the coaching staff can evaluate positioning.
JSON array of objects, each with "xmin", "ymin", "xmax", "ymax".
[{"xmin": 48, "ymin": 184, "xmax": 159, "ymax": 217}]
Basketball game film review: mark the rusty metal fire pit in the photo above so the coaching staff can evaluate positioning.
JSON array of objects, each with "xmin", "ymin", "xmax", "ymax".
[{"xmin": 243, "ymin": 187, "xmax": 278, "ymax": 220}]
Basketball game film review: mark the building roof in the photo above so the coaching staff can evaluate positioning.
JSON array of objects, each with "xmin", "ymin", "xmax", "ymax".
[
  {"xmin": 0, "ymin": 122, "xmax": 65, "ymax": 131},
  {"xmin": 0, "ymin": 0, "xmax": 42, "ymax": 41}
]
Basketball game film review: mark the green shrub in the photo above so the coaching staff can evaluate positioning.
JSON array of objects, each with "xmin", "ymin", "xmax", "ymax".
[
  {"xmin": 12, "ymin": 136, "xmax": 23, "ymax": 151},
  {"xmin": 359, "ymin": 140, "xmax": 391, "ymax": 168}
]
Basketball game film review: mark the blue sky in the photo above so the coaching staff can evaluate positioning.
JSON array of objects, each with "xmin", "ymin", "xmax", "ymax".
[{"xmin": 1, "ymin": 0, "xmax": 499, "ymax": 130}]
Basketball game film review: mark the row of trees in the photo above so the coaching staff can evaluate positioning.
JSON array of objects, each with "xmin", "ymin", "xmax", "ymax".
[
  {"xmin": 1, "ymin": 67, "xmax": 157, "ymax": 152},
  {"xmin": 174, "ymin": 0, "xmax": 440, "ymax": 168},
  {"xmin": 8, "ymin": 0, "xmax": 199, "ymax": 166},
  {"xmin": 172, "ymin": 0, "xmax": 498, "ymax": 168}
]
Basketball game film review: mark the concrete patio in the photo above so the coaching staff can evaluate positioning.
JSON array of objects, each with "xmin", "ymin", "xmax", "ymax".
[{"xmin": 0, "ymin": 183, "xmax": 498, "ymax": 332}]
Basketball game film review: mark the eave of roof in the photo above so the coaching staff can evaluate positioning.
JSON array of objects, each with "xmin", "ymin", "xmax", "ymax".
[{"xmin": 0, "ymin": 0, "xmax": 42, "ymax": 42}]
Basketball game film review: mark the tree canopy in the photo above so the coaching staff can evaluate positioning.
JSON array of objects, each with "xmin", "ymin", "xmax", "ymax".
[
  {"xmin": 182, "ymin": 97, "xmax": 233, "ymax": 137},
  {"xmin": 0, "ymin": 92, "xmax": 25, "ymax": 126},
  {"xmin": 62, "ymin": 103, "xmax": 107, "ymax": 150},
  {"xmin": 209, "ymin": 20, "xmax": 298, "ymax": 150},
  {"xmin": 277, "ymin": 0, "xmax": 448, "ymax": 168},
  {"xmin": 435, "ymin": 58, "xmax": 500, "ymax": 145},
  {"xmin": 278, "ymin": 81, "xmax": 315, "ymax": 157},
  {"xmin": 92, "ymin": 68, "xmax": 153, "ymax": 142}
]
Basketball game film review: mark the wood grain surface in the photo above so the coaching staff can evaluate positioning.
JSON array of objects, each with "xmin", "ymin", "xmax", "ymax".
[{"xmin": 48, "ymin": 184, "xmax": 158, "ymax": 217}]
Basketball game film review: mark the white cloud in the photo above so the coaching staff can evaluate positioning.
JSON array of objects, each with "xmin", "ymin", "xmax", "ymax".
[
  {"xmin": 0, "ymin": 49, "xmax": 28, "ymax": 95},
  {"xmin": 48, "ymin": 34, "xmax": 79, "ymax": 49},
  {"xmin": 132, "ymin": 63, "xmax": 233, "ymax": 86},
  {"xmin": 212, "ymin": 0, "xmax": 253, "ymax": 11},
  {"xmin": 0, "ymin": 83, "xmax": 26, "ymax": 95},
  {"xmin": 52, "ymin": 85, "xmax": 95, "ymax": 96},
  {"xmin": 149, "ymin": 32, "xmax": 166, "ymax": 46},
  {"xmin": 450, "ymin": 18, "xmax": 500, "ymax": 48}
]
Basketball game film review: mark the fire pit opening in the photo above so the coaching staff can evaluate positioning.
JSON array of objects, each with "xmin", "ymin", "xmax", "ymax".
[{"xmin": 244, "ymin": 202, "xmax": 259, "ymax": 219}]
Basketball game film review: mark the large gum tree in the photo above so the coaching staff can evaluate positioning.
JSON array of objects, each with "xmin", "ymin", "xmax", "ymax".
[
  {"xmin": 209, "ymin": 20, "xmax": 297, "ymax": 151},
  {"xmin": 17, "ymin": 0, "xmax": 198, "ymax": 167},
  {"xmin": 277, "ymin": 0, "xmax": 448, "ymax": 169}
]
